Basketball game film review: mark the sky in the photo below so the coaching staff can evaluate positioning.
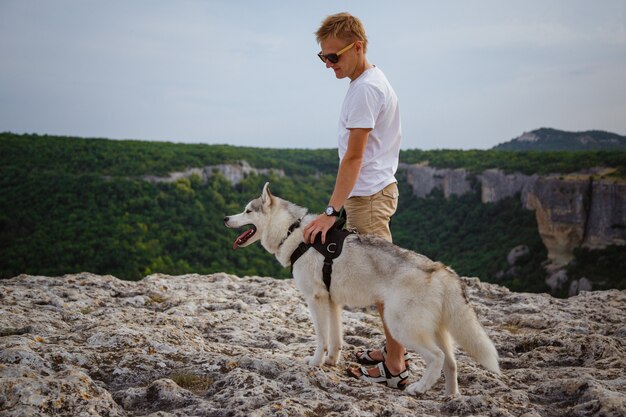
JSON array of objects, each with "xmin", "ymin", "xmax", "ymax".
[{"xmin": 1, "ymin": 1, "xmax": 625, "ymax": 150}]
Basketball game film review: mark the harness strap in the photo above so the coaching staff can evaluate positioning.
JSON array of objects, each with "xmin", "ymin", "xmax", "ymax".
[
  {"xmin": 290, "ymin": 242, "xmax": 311, "ymax": 275},
  {"xmin": 290, "ymin": 216, "xmax": 354, "ymax": 294},
  {"xmin": 322, "ymin": 259, "xmax": 333, "ymax": 292}
]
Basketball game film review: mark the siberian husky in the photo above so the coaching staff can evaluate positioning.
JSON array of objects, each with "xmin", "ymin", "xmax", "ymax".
[{"xmin": 224, "ymin": 183, "xmax": 499, "ymax": 396}]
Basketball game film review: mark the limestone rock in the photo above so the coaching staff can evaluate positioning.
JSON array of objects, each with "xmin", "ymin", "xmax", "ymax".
[
  {"xmin": 479, "ymin": 168, "xmax": 537, "ymax": 205},
  {"xmin": 569, "ymin": 277, "xmax": 594, "ymax": 297},
  {"xmin": 526, "ymin": 175, "xmax": 626, "ymax": 265},
  {"xmin": 507, "ymin": 245, "xmax": 530, "ymax": 266},
  {"xmin": 399, "ymin": 163, "xmax": 626, "ymax": 265},
  {"xmin": 1, "ymin": 273, "xmax": 624, "ymax": 416},
  {"xmin": 399, "ymin": 164, "xmax": 473, "ymax": 198},
  {"xmin": 585, "ymin": 180, "xmax": 626, "ymax": 249},
  {"xmin": 546, "ymin": 269, "xmax": 570, "ymax": 293},
  {"xmin": 142, "ymin": 160, "xmax": 285, "ymax": 186}
]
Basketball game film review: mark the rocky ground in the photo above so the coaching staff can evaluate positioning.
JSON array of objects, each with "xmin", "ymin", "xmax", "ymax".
[{"xmin": 0, "ymin": 273, "xmax": 624, "ymax": 417}]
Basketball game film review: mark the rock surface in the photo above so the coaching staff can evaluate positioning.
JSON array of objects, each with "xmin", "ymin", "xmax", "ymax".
[{"xmin": 1, "ymin": 273, "xmax": 625, "ymax": 417}]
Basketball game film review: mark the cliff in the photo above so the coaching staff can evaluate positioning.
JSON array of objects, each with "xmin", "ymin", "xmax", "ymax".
[
  {"xmin": 1, "ymin": 273, "xmax": 625, "ymax": 417},
  {"xmin": 401, "ymin": 163, "xmax": 474, "ymax": 199},
  {"xmin": 143, "ymin": 160, "xmax": 285, "ymax": 186},
  {"xmin": 399, "ymin": 164, "xmax": 626, "ymax": 265},
  {"xmin": 526, "ymin": 174, "xmax": 626, "ymax": 265}
]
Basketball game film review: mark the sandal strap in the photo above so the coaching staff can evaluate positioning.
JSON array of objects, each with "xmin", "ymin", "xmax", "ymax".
[
  {"xmin": 356, "ymin": 349, "xmax": 377, "ymax": 363},
  {"xmin": 376, "ymin": 361, "xmax": 388, "ymax": 378},
  {"xmin": 358, "ymin": 363, "xmax": 387, "ymax": 384},
  {"xmin": 356, "ymin": 343, "xmax": 411, "ymax": 366},
  {"xmin": 358, "ymin": 362, "xmax": 409, "ymax": 390},
  {"xmin": 380, "ymin": 361, "xmax": 409, "ymax": 390},
  {"xmin": 381, "ymin": 361, "xmax": 410, "ymax": 380}
]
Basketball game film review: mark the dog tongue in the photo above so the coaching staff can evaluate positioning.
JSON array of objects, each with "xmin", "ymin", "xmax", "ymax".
[{"xmin": 233, "ymin": 227, "xmax": 256, "ymax": 250}]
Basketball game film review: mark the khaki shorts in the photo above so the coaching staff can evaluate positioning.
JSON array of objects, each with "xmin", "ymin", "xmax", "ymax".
[{"xmin": 344, "ymin": 182, "xmax": 399, "ymax": 242}]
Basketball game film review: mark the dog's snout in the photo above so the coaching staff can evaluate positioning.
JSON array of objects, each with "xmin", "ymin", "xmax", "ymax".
[{"xmin": 223, "ymin": 216, "xmax": 229, "ymax": 223}]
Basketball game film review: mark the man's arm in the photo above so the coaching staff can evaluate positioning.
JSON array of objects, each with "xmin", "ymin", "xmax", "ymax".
[{"xmin": 303, "ymin": 128, "xmax": 371, "ymax": 244}]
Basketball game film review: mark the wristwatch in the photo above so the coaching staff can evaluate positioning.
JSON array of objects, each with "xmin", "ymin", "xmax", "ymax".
[{"xmin": 324, "ymin": 205, "xmax": 340, "ymax": 217}]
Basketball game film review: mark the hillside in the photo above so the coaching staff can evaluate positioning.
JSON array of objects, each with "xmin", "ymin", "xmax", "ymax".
[
  {"xmin": 493, "ymin": 128, "xmax": 626, "ymax": 151},
  {"xmin": 1, "ymin": 273, "xmax": 625, "ymax": 416},
  {"xmin": 1, "ymin": 132, "xmax": 625, "ymax": 296}
]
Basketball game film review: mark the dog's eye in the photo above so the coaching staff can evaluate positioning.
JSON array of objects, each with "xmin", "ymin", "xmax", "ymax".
[{"xmin": 245, "ymin": 209, "xmax": 252, "ymax": 214}]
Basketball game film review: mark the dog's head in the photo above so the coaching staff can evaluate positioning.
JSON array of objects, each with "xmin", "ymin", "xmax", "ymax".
[{"xmin": 224, "ymin": 182, "xmax": 275, "ymax": 249}]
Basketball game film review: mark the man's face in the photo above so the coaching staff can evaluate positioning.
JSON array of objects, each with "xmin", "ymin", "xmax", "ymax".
[{"xmin": 319, "ymin": 36, "xmax": 358, "ymax": 80}]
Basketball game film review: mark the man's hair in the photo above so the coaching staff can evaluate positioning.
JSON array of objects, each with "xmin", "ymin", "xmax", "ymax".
[{"xmin": 315, "ymin": 12, "xmax": 368, "ymax": 53}]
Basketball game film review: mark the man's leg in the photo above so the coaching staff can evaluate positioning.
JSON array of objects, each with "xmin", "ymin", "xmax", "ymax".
[
  {"xmin": 345, "ymin": 183, "xmax": 406, "ymax": 378},
  {"xmin": 377, "ymin": 302, "xmax": 406, "ymax": 374}
]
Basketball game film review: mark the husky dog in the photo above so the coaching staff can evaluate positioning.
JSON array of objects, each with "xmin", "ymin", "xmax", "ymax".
[{"xmin": 224, "ymin": 183, "xmax": 500, "ymax": 396}]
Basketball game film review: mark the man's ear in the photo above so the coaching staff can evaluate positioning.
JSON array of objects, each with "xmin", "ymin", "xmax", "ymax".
[
  {"xmin": 355, "ymin": 40, "xmax": 364, "ymax": 53},
  {"xmin": 261, "ymin": 182, "xmax": 273, "ymax": 206}
]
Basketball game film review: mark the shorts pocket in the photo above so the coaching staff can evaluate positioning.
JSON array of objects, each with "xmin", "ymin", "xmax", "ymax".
[{"xmin": 381, "ymin": 183, "xmax": 399, "ymax": 199}]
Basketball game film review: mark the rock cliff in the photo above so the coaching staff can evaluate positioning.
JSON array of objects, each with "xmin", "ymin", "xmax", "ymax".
[
  {"xmin": 143, "ymin": 161, "xmax": 285, "ymax": 186},
  {"xmin": 503, "ymin": 172, "xmax": 626, "ymax": 265},
  {"xmin": 401, "ymin": 163, "xmax": 474, "ymax": 198},
  {"xmin": 399, "ymin": 164, "xmax": 626, "ymax": 265},
  {"xmin": 478, "ymin": 169, "xmax": 537, "ymax": 207},
  {"xmin": 1, "ymin": 273, "xmax": 625, "ymax": 417}
]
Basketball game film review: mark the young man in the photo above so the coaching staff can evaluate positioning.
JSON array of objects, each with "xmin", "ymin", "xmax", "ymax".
[{"xmin": 303, "ymin": 12, "xmax": 407, "ymax": 389}]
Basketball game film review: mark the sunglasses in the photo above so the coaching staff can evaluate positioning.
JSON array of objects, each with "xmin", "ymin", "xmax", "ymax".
[{"xmin": 317, "ymin": 42, "xmax": 355, "ymax": 64}]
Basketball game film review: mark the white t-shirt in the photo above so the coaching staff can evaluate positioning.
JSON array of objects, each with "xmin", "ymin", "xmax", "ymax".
[{"xmin": 338, "ymin": 66, "xmax": 402, "ymax": 197}]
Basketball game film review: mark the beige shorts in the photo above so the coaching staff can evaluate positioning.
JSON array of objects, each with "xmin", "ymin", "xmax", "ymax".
[{"xmin": 344, "ymin": 182, "xmax": 399, "ymax": 243}]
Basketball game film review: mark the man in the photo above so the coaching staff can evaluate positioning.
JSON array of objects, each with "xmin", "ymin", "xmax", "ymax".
[{"xmin": 303, "ymin": 12, "xmax": 407, "ymax": 389}]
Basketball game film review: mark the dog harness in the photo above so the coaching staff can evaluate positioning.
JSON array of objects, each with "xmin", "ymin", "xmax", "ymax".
[{"xmin": 290, "ymin": 217, "xmax": 355, "ymax": 293}]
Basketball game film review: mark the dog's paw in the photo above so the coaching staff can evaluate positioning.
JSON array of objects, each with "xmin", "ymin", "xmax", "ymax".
[
  {"xmin": 324, "ymin": 353, "xmax": 340, "ymax": 366},
  {"xmin": 306, "ymin": 356, "xmax": 324, "ymax": 367},
  {"xmin": 406, "ymin": 381, "xmax": 427, "ymax": 396}
]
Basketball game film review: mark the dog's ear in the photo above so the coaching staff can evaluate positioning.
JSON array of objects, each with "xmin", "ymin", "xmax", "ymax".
[{"xmin": 261, "ymin": 182, "xmax": 273, "ymax": 206}]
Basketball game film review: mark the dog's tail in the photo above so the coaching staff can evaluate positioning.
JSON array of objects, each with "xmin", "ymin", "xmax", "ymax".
[{"xmin": 444, "ymin": 278, "xmax": 500, "ymax": 374}]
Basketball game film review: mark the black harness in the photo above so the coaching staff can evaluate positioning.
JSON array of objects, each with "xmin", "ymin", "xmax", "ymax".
[{"xmin": 289, "ymin": 216, "xmax": 355, "ymax": 293}]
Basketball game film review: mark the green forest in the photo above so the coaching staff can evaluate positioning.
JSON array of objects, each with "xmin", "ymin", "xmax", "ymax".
[{"xmin": 1, "ymin": 132, "xmax": 625, "ymax": 295}]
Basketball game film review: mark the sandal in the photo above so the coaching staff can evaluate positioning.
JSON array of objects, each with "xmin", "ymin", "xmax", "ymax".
[
  {"xmin": 347, "ymin": 361, "xmax": 409, "ymax": 390},
  {"xmin": 355, "ymin": 343, "xmax": 410, "ymax": 366},
  {"xmin": 355, "ymin": 348, "xmax": 381, "ymax": 366}
]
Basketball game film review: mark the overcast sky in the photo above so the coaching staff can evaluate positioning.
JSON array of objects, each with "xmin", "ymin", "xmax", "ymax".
[{"xmin": 1, "ymin": 1, "xmax": 625, "ymax": 150}]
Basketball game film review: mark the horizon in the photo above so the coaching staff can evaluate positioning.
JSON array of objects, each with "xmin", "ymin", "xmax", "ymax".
[{"xmin": 4, "ymin": 126, "xmax": 626, "ymax": 152}]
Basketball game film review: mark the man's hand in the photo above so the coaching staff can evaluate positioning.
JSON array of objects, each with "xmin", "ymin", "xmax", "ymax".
[{"xmin": 303, "ymin": 214, "xmax": 337, "ymax": 244}]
